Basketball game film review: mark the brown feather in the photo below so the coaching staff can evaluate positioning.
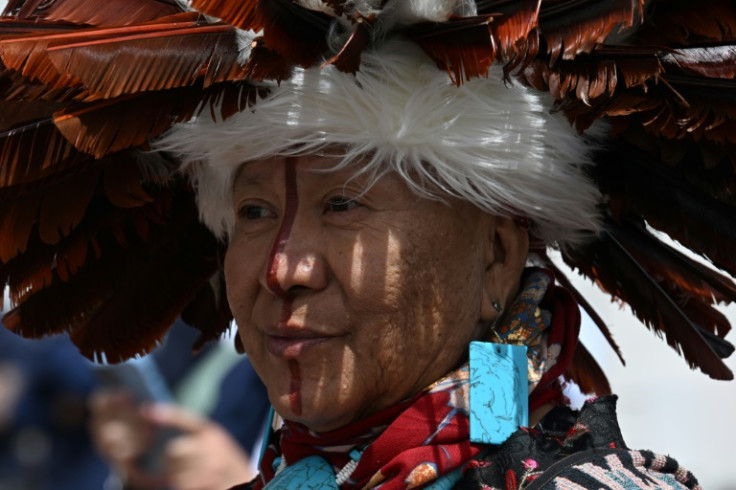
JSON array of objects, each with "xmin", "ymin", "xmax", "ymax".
[
  {"xmin": 563, "ymin": 228, "xmax": 733, "ymax": 380},
  {"xmin": 542, "ymin": 254, "xmax": 626, "ymax": 366},
  {"xmin": 15, "ymin": 0, "xmax": 49, "ymax": 20},
  {"xmin": 0, "ymin": 190, "xmax": 41, "ymax": 263},
  {"xmin": 44, "ymin": 0, "xmax": 184, "ymax": 27},
  {"xmin": 539, "ymin": 0, "xmax": 641, "ymax": 64},
  {"xmin": 258, "ymin": 0, "xmax": 331, "ymax": 68},
  {"xmin": 663, "ymin": 46, "xmax": 736, "ymax": 80},
  {"xmin": 3, "ymin": 188, "xmax": 220, "ymax": 362},
  {"xmin": 0, "ymin": 119, "xmax": 80, "ymax": 188},
  {"xmin": 53, "ymin": 81, "xmax": 256, "ymax": 159},
  {"xmin": 0, "ymin": 64, "xmax": 76, "ymax": 105},
  {"xmin": 322, "ymin": 19, "xmax": 370, "ymax": 74},
  {"xmin": 181, "ymin": 270, "xmax": 234, "ymax": 354},
  {"xmin": 190, "ymin": 0, "xmax": 262, "ymax": 32},
  {"xmin": 0, "ymin": 14, "xmax": 206, "ymax": 96},
  {"xmin": 71, "ymin": 219, "xmax": 220, "ymax": 362},
  {"xmin": 0, "ymin": 34, "xmax": 84, "ymax": 93},
  {"xmin": 520, "ymin": 46, "xmax": 662, "ymax": 109},
  {"xmin": 46, "ymin": 22, "xmax": 248, "ymax": 100},
  {"xmin": 0, "ymin": 99, "xmax": 62, "ymax": 131},
  {"xmin": 0, "ymin": 153, "xmax": 170, "ymax": 295},
  {"xmin": 243, "ymin": 37, "xmax": 294, "ymax": 83},
  {"xmin": 409, "ymin": 16, "xmax": 497, "ymax": 86},
  {"xmin": 102, "ymin": 152, "xmax": 158, "ymax": 209},
  {"xmin": 592, "ymin": 137, "xmax": 736, "ymax": 280},
  {"xmin": 37, "ymin": 162, "xmax": 98, "ymax": 244},
  {"xmin": 478, "ymin": 0, "xmax": 541, "ymax": 75},
  {"xmin": 634, "ymin": 0, "xmax": 736, "ymax": 46},
  {"xmin": 609, "ymin": 220, "xmax": 736, "ymax": 310},
  {"xmin": 0, "ymin": 17, "xmax": 78, "ymax": 35},
  {"xmin": 565, "ymin": 341, "xmax": 612, "ymax": 396},
  {"xmin": 2, "ymin": 0, "xmax": 20, "ymax": 16}
]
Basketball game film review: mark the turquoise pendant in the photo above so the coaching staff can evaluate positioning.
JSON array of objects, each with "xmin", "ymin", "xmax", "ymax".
[{"xmin": 469, "ymin": 341, "xmax": 528, "ymax": 444}]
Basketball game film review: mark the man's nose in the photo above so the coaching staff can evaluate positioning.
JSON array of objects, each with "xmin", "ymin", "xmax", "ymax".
[{"xmin": 264, "ymin": 216, "xmax": 329, "ymax": 297}]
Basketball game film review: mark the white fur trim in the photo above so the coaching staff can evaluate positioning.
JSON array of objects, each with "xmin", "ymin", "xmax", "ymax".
[{"xmin": 157, "ymin": 37, "xmax": 601, "ymax": 245}]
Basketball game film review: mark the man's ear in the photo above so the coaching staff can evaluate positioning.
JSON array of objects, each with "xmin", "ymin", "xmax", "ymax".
[{"xmin": 479, "ymin": 215, "xmax": 529, "ymax": 323}]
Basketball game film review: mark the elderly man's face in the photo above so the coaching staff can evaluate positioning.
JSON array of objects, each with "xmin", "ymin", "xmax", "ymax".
[{"xmin": 225, "ymin": 154, "xmax": 497, "ymax": 432}]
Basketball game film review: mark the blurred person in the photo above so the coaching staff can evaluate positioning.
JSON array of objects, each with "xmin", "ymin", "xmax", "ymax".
[
  {"xmin": 0, "ymin": 322, "xmax": 108, "ymax": 490},
  {"xmin": 89, "ymin": 320, "xmax": 269, "ymax": 490}
]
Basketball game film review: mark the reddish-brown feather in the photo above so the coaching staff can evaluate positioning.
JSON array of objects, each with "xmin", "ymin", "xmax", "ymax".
[
  {"xmin": 102, "ymin": 153, "xmax": 157, "ymax": 209},
  {"xmin": 663, "ymin": 46, "xmax": 736, "ymax": 80},
  {"xmin": 543, "ymin": 255, "xmax": 626, "ymax": 366},
  {"xmin": 0, "ymin": 36, "xmax": 83, "ymax": 92},
  {"xmin": 322, "ymin": 19, "xmax": 370, "ymax": 74},
  {"xmin": 0, "ymin": 190, "xmax": 41, "ymax": 263},
  {"xmin": 565, "ymin": 342, "xmax": 612, "ymax": 396},
  {"xmin": 410, "ymin": 16, "xmax": 497, "ymax": 86},
  {"xmin": 609, "ymin": 221, "xmax": 736, "ymax": 311},
  {"xmin": 37, "ymin": 162, "xmax": 98, "ymax": 244},
  {"xmin": 44, "ymin": 0, "xmax": 184, "ymax": 27},
  {"xmin": 15, "ymin": 0, "xmax": 49, "ymax": 20},
  {"xmin": 2, "ymin": 186, "xmax": 178, "ymax": 337},
  {"xmin": 563, "ymin": 227, "xmax": 733, "ymax": 380},
  {"xmin": 52, "ymin": 81, "xmax": 255, "ymax": 159},
  {"xmin": 181, "ymin": 270, "xmax": 234, "ymax": 353},
  {"xmin": 0, "ymin": 119, "xmax": 80, "ymax": 188},
  {"xmin": 190, "ymin": 0, "xmax": 262, "ymax": 31},
  {"xmin": 0, "ymin": 18, "xmax": 210, "ymax": 101},
  {"xmin": 259, "ymin": 0, "xmax": 331, "ymax": 68},
  {"xmin": 539, "ymin": 0, "xmax": 641, "ymax": 64},
  {"xmin": 46, "ymin": 23, "xmax": 247, "ymax": 100},
  {"xmin": 477, "ymin": 0, "xmax": 540, "ymax": 75},
  {"xmin": 244, "ymin": 37, "xmax": 294, "ymax": 82},
  {"xmin": 593, "ymin": 135, "xmax": 736, "ymax": 279},
  {"xmin": 0, "ymin": 99, "xmax": 62, "ymax": 131},
  {"xmin": 634, "ymin": 0, "xmax": 736, "ymax": 46}
]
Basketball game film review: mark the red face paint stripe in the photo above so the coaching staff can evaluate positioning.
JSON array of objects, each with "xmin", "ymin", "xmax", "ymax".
[
  {"xmin": 289, "ymin": 359, "xmax": 302, "ymax": 416},
  {"xmin": 266, "ymin": 157, "xmax": 299, "ymax": 297},
  {"xmin": 266, "ymin": 158, "xmax": 302, "ymax": 417}
]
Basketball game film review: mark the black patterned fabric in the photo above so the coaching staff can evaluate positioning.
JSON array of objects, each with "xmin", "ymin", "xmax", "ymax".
[{"xmin": 456, "ymin": 395, "xmax": 701, "ymax": 489}]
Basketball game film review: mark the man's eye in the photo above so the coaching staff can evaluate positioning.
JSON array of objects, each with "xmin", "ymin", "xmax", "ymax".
[
  {"xmin": 325, "ymin": 197, "xmax": 359, "ymax": 213},
  {"xmin": 240, "ymin": 205, "xmax": 272, "ymax": 220}
]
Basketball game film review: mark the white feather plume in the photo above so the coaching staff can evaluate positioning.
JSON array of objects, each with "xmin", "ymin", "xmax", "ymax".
[{"xmin": 158, "ymin": 37, "xmax": 602, "ymax": 246}]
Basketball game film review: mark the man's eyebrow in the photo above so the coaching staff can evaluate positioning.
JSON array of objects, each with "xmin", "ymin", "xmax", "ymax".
[{"xmin": 233, "ymin": 165, "xmax": 270, "ymax": 186}]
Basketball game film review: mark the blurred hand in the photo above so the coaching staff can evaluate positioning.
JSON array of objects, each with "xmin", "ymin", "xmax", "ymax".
[
  {"xmin": 0, "ymin": 363, "xmax": 24, "ymax": 430},
  {"xmin": 88, "ymin": 390, "xmax": 165, "ymax": 489},
  {"xmin": 143, "ymin": 404, "xmax": 256, "ymax": 490}
]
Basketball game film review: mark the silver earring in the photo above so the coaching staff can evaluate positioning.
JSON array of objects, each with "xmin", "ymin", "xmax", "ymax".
[{"xmin": 492, "ymin": 301, "xmax": 503, "ymax": 312}]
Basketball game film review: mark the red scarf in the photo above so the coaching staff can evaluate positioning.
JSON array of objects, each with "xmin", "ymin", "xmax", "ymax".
[{"xmin": 253, "ymin": 268, "xmax": 580, "ymax": 489}]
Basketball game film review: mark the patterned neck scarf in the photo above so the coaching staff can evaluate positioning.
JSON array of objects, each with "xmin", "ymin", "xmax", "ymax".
[{"xmin": 253, "ymin": 268, "xmax": 580, "ymax": 489}]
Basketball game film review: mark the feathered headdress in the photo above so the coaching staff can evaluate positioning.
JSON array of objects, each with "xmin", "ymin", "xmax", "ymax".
[{"xmin": 1, "ymin": 0, "xmax": 735, "ymax": 393}]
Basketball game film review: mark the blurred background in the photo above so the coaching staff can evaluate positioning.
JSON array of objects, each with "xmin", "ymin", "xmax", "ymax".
[{"xmin": 0, "ymin": 0, "xmax": 734, "ymax": 487}]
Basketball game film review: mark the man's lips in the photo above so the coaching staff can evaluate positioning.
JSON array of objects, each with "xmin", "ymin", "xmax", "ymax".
[{"xmin": 265, "ymin": 327, "xmax": 342, "ymax": 359}]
